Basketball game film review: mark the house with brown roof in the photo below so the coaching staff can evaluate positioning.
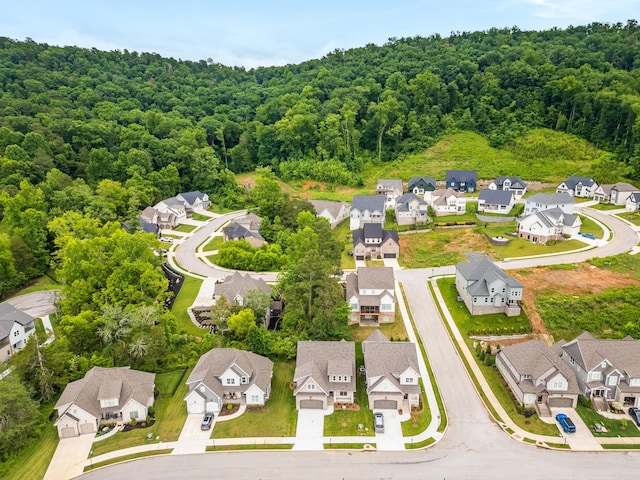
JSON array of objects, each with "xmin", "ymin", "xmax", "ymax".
[
  {"xmin": 561, "ymin": 332, "xmax": 640, "ymax": 410},
  {"xmin": 293, "ymin": 340, "xmax": 356, "ymax": 409},
  {"xmin": 496, "ymin": 340, "xmax": 580, "ymax": 416},
  {"xmin": 362, "ymin": 331, "xmax": 421, "ymax": 412},
  {"xmin": 352, "ymin": 223, "xmax": 399, "ymax": 260},
  {"xmin": 345, "ymin": 267, "xmax": 395, "ymax": 325},
  {"xmin": 54, "ymin": 366, "xmax": 155, "ymax": 438},
  {"xmin": 140, "ymin": 206, "xmax": 178, "ymax": 230},
  {"xmin": 593, "ymin": 182, "xmax": 639, "ymax": 205},
  {"xmin": 213, "ymin": 271, "xmax": 271, "ymax": 306},
  {"xmin": 184, "ymin": 348, "xmax": 274, "ymax": 414},
  {"xmin": 309, "ymin": 200, "xmax": 350, "ymax": 229}
]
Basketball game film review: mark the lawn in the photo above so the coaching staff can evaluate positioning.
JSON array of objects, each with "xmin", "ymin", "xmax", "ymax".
[
  {"xmin": 155, "ymin": 369, "xmax": 188, "ymax": 396},
  {"xmin": 348, "ymin": 313, "xmax": 408, "ymax": 343},
  {"xmin": 579, "ymin": 214, "xmax": 605, "ymax": 237},
  {"xmin": 202, "ymin": 236, "xmax": 224, "ymax": 252},
  {"xmin": 2, "ymin": 422, "xmax": 59, "ymax": 480},
  {"xmin": 4, "ymin": 273, "xmax": 61, "ymax": 298},
  {"xmin": 85, "ymin": 449, "xmax": 173, "ymax": 472},
  {"xmin": 333, "ymin": 220, "xmax": 356, "ymax": 270},
  {"xmin": 171, "ymin": 275, "xmax": 207, "ymax": 336},
  {"xmin": 400, "ymin": 378, "xmax": 431, "ymax": 437},
  {"xmin": 174, "ymin": 224, "xmax": 197, "ymax": 233},
  {"xmin": 588, "ymin": 202, "xmax": 622, "ymax": 211},
  {"xmin": 616, "ymin": 211, "xmax": 640, "ymax": 226},
  {"xmin": 90, "ymin": 369, "xmax": 191, "ymax": 457},
  {"xmin": 324, "ymin": 344, "xmax": 374, "ymax": 436},
  {"xmin": 191, "ymin": 213, "xmax": 210, "ymax": 221},
  {"xmin": 208, "ymin": 203, "xmax": 236, "ymax": 214},
  {"xmin": 212, "ymin": 361, "xmax": 297, "ymax": 438},
  {"xmin": 575, "ymin": 399, "xmax": 640, "ymax": 437}
]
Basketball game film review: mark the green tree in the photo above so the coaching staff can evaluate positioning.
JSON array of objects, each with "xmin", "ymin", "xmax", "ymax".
[
  {"xmin": 227, "ymin": 308, "xmax": 257, "ymax": 340},
  {"xmin": 0, "ymin": 375, "xmax": 40, "ymax": 461}
]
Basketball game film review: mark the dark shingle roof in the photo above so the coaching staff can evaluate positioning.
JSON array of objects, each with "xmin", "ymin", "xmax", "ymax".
[
  {"xmin": 456, "ymin": 257, "xmax": 523, "ymax": 291},
  {"xmin": 493, "ymin": 176, "xmax": 527, "ymax": 189},
  {"xmin": 527, "ymin": 192, "xmax": 574, "ymax": 206},
  {"xmin": 479, "ymin": 189, "xmax": 513, "ymax": 205},
  {"xmin": 408, "ymin": 177, "xmax": 436, "ymax": 190},
  {"xmin": 563, "ymin": 176, "xmax": 596, "ymax": 189},
  {"xmin": 0, "ymin": 303, "xmax": 35, "ymax": 341},
  {"xmin": 352, "ymin": 195, "xmax": 385, "ymax": 213},
  {"xmin": 446, "ymin": 170, "xmax": 477, "ymax": 183}
]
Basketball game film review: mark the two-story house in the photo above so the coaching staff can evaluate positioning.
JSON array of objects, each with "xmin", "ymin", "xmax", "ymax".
[
  {"xmin": 561, "ymin": 332, "xmax": 640, "ymax": 410},
  {"xmin": 523, "ymin": 192, "xmax": 575, "ymax": 215},
  {"xmin": 350, "ymin": 195, "xmax": 385, "ymax": 230},
  {"xmin": 477, "ymin": 190, "xmax": 515, "ymax": 214},
  {"xmin": 222, "ymin": 213, "xmax": 266, "ymax": 247},
  {"xmin": 213, "ymin": 271, "xmax": 271, "ymax": 306},
  {"xmin": 626, "ymin": 192, "xmax": 640, "ymax": 212},
  {"xmin": 352, "ymin": 223, "xmax": 399, "ymax": 260},
  {"xmin": 362, "ymin": 331, "xmax": 421, "ymax": 412},
  {"xmin": 154, "ymin": 197, "xmax": 187, "ymax": 224},
  {"xmin": 516, "ymin": 208, "xmax": 582, "ymax": 244},
  {"xmin": 496, "ymin": 339, "xmax": 580, "ymax": 415},
  {"xmin": 446, "ymin": 170, "xmax": 477, "ymax": 193},
  {"xmin": 309, "ymin": 200, "xmax": 350, "ymax": 229},
  {"xmin": 376, "ymin": 179, "xmax": 404, "ymax": 210},
  {"xmin": 488, "ymin": 176, "xmax": 528, "ymax": 198},
  {"xmin": 0, "ymin": 303, "xmax": 36, "ymax": 362},
  {"xmin": 455, "ymin": 257, "xmax": 523, "ymax": 316},
  {"xmin": 609, "ymin": 182, "xmax": 640, "ymax": 206},
  {"xmin": 407, "ymin": 177, "xmax": 437, "ymax": 196},
  {"xmin": 140, "ymin": 206, "xmax": 178, "ymax": 230},
  {"xmin": 394, "ymin": 192, "xmax": 429, "ymax": 225},
  {"xmin": 556, "ymin": 176, "xmax": 598, "ymax": 198},
  {"xmin": 293, "ymin": 340, "xmax": 355, "ymax": 410},
  {"xmin": 426, "ymin": 188, "xmax": 467, "ymax": 216},
  {"xmin": 184, "ymin": 348, "xmax": 274, "ymax": 414},
  {"xmin": 176, "ymin": 191, "xmax": 210, "ymax": 213},
  {"xmin": 345, "ymin": 267, "xmax": 395, "ymax": 325},
  {"xmin": 54, "ymin": 366, "xmax": 155, "ymax": 438}
]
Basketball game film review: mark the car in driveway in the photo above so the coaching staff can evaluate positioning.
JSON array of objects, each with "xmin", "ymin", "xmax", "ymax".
[
  {"xmin": 374, "ymin": 412, "xmax": 384, "ymax": 433},
  {"xmin": 556, "ymin": 413, "xmax": 576, "ymax": 433},
  {"xmin": 629, "ymin": 407, "xmax": 640, "ymax": 427},
  {"xmin": 201, "ymin": 412, "xmax": 214, "ymax": 430},
  {"xmin": 580, "ymin": 232, "xmax": 597, "ymax": 240}
]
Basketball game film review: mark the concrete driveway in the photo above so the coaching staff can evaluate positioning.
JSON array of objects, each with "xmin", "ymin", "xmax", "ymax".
[
  {"xmin": 172, "ymin": 413, "xmax": 215, "ymax": 454},
  {"xmin": 548, "ymin": 408, "xmax": 602, "ymax": 450},
  {"xmin": 43, "ymin": 433, "xmax": 94, "ymax": 480},
  {"xmin": 293, "ymin": 408, "xmax": 331, "ymax": 451},
  {"xmin": 373, "ymin": 409, "xmax": 405, "ymax": 451}
]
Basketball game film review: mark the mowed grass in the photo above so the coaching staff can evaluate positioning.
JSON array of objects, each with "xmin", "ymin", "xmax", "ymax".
[
  {"xmin": 575, "ymin": 401, "xmax": 640, "ymax": 437},
  {"xmin": 171, "ymin": 275, "xmax": 207, "ymax": 336},
  {"xmin": 155, "ymin": 369, "xmax": 188, "ymax": 397},
  {"xmin": 212, "ymin": 361, "xmax": 297, "ymax": 438},
  {"xmin": 333, "ymin": 220, "xmax": 356, "ymax": 270},
  {"xmin": 348, "ymin": 314, "xmax": 408, "ymax": 343},
  {"xmin": 579, "ymin": 214, "xmax": 605, "ymax": 237},
  {"xmin": 2, "ymin": 423, "xmax": 59, "ymax": 480},
  {"xmin": 202, "ymin": 236, "xmax": 224, "ymax": 252},
  {"xmin": 616, "ymin": 211, "xmax": 640, "ymax": 226},
  {"xmin": 174, "ymin": 224, "xmax": 197, "ymax": 233}
]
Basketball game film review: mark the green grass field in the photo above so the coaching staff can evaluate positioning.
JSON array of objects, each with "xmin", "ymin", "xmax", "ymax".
[
  {"xmin": 202, "ymin": 236, "xmax": 224, "ymax": 252},
  {"xmin": 174, "ymin": 224, "xmax": 197, "ymax": 233},
  {"xmin": 616, "ymin": 211, "xmax": 640, "ymax": 226},
  {"xmin": 171, "ymin": 276, "xmax": 207, "ymax": 336},
  {"xmin": 2, "ymin": 423, "xmax": 59, "ymax": 480},
  {"xmin": 575, "ymin": 400, "xmax": 640, "ymax": 437}
]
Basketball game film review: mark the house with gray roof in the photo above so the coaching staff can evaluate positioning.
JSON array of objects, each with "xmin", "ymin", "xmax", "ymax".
[
  {"xmin": 309, "ymin": 200, "xmax": 350, "ymax": 229},
  {"xmin": 446, "ymin": 170, "xmax": 477, "ymax": 192},
  {"xmin": 477, "ymin": 189, "xmax": 515, "ymax": 214},
  {"xmin": 222, "ymin": 213, "xmax": 266, "ymax": 247},
  {"xmin": 54, "ymin": 366, "xmax": 155, "ymax": 438},
  {"xmin": 350, "ymin": 195, "xmax": 385, "ymax": 230},
  {"xmin": 408, "ymin": 176, "xmax": 436, "ymax": 196},
  {"xmin": 556, "ymin": 176, "xmax": 598, "ymax": 198},
  {"xmin": 426, "ymin": 188, "xmax": 467, "ymax": 216},
  {"xmin": 626, "ymin": 192, "xmax": 640, "ymax": 212},
  {"xmin": 516, "ymin": 208, "xmax": 581, "ymax": 244},
  {"xmin": 394, "ymin": 192, "xmax": 429, "ymax": 225},
  {"xmin": 176, "ymin": 190, "xmax": 210, "ymax": 213},
  {"xmin": 345, "ymin": 267, "xmax": 395, "ymax": 325},
  {"xmin": 609, "ymin": 182, "xmax": 640, "ymax": 206},
  {"xmin": 376, "ymin": 179, "xmax": 403, "ymax": 210},
  {"xmin": 561, "ymin": 332, "xmax": 640, "ymax": 410},
  {"xmin": 140, "ymin": 206, "xmax": 178, "ymax": 230},
  {"xmin": 184, "ymin": 348, "xmax": 273, "ymax": 414},
  {"xmin": 352, "ymin": 223, "xmax": 399, "ymax": 260},
  {"xmin": 523, "ymin": 192, "xmax": 575, "ymax": 215},
  {"xmin": 362, "ymin": 331, "xmax": 421, "ymax": 411},
  {"xmin": 496, "ymin": 339, "xmax": 580, "ymax": 415},
  {"xmin": 0, "ymin": 303, "xmax": 35, "ymax": 363},
  {"xmin": 488, "ymin": 176, "xmax": 528, "ymax": 198},
  {"xmin": 213, "ymin": 271, "xmax": 271, "ymax": 306},
  {"xmin": 154, "ymin": 197, "xmax": 187, "ymax": 224},
  {"xmin": 293, "ymin": 340, "xmax": 355, "ymax": 409},
  {"xmin": 455, "ymin": 257, "xmax": 523, "ymax": 316}
]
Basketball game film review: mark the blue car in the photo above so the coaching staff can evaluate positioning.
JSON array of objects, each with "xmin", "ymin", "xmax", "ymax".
[
  {"xmin": 580, "ymin": 232, "xmax": 597, "ymax": 240},
  {"xmin": 556, "ymin": 413, "xmax": 576, "ymax": 433}
]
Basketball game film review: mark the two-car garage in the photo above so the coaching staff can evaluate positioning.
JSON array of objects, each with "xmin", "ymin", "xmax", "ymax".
[
  {"xmin": 299, "ymin": 399, "xmax": 324, "ymax": 409},
  {"xmin": 373, "ymin": 399, "xmax": 398, "ymax": 410}
]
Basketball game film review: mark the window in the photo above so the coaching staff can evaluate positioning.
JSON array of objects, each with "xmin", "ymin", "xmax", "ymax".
[
  {"xmin": 14, "ymin": 330, "xmax": 19, "ymax": 336},
  {"xmin": 101, "ymin": 398, "xmax": 118, "ymax": 408},
  {"xmin": 590, "ymin": 371, "xmax": 602, "ymax": 381},
  {"xmin": 307, "ymin": 383, "xmax": 315, "ymax": 390},
  {"xmin": 332, "ymin": 375, "xmax": 337, "ymax": 382},
  {"xmin": 226, "ymin": 378, "xmax": 235, "ymax": 385},
  {"xmin": 339, "ymin": 391, "xmax": 348, "ymax": 397},
  {"xmin": 607, "ymin": 376, "xmax": 618, "ymax": 386},
  {"xmin": 381, "ymin": 303, "xmax": 392, "ymax": 311},
  {"xmin": 241, "ymin": 376, "xmax": 248, "ymax": 384},
  {"xmin": 551, "ymin": 380, "xmax": 564, "ymax": 389},
  {"xmin": 250, "ymin": 394, "xmax": 260, "ymax": 403},
  {"xmin": 405, "ymin": 378, "xmax": 413, "ymax": 383},
  {"xmin": 130, "ymin": 411, "xmax": 139, "ymax": 420},
  {"xmin": 630, "ymin": 378, "xmax": 640, "ymax": 387}
]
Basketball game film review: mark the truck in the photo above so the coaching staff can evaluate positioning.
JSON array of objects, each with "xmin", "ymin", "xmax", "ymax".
[{"xmin": 555, "ymin": 413, "xmax": 576, "ymax": 433}]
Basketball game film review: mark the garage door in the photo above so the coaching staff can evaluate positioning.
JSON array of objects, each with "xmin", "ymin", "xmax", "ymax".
[
  {"xmin": 548, "ymin": 397, "xmax": 574, "ymax": 408},
  {"xmin": 383, "ymin": 253, "xmax": 396, "ymax": 258},
  {"xmin": 355, "ymin": 256, "xmax": 365, "ymax": 261},
  {"xmin": 80, "ymin": 422, "xmax": 95, "ymax": 434},
  {"xmin": 300, "ymin": 400, "xmax": 323, "ymax": 409},
  {"xmin": 61, "ymin": 427, "xmax": 77, "ymax": 438},
  {"xmin": 374, "ymin": 399, "xmax": 397, "ymax": 409}
]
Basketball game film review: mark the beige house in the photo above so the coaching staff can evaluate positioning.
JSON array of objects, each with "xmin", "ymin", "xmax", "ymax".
[
  {"xmin": 222, "ymin": 213, "xmax": 266, "ymax": 247},
  {"xmin": 345, "ymin": 267, "xmax": 395, "ymax": 325},
  {"xmin": 593, "ymin": 182, "xmax": 639, "ymax": 205},
  {"xmin": 363, "ymin": 331, "xmax": 421, "ymax": 412},
  {"xmin": 426, "ymin": 188, "xmax": 467, "ymax": 216},
  {"xmin": 350, "ymin": 195, "xmax": 385, "ymax": 230},
  {"xmin": 54, "ymin": 367, "xmax": 155, "ymax": 439},
  {"xmin": 352, "ymin": 223, "xmax": 399, "ymax": 260},
  {"xmin": 394, "ymin": 193, "xmax": 429, "ymax": 225},
  {"xmin": 213, "ymin": 271, "xmax": 271, "ymax": 306},
  {"xmin": 293, "ymin": 340, "xmax": 355, "ymax": 409}
]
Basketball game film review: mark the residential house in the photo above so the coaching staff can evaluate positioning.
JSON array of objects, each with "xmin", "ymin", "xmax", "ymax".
[
  {"xmin": 54, "ymin": 366, "xmax": 155, "ymax": 438},
  {"xmin": 309, "ymin": 200, "xmax": 350, "ymax": 229},
  {"xmin": 455, "ymin": 257, "xmax": 523, "ymax": 316},
  {"xmin": 222, "ymin": 213, "xmax": 266, "ymax": 247},
  {"xmin": 523, "ymin": 192, "xmax": 575, "ymax": 215},
  {"xmin": 609, "ymin": 182, "xmax": 640, "ymax": 206},
  {"xmin": 488, "ymin": 176, "xmax": 528, "ymax": 198},
  {"xmin": 477, "ymin": 190, "xmax": 515, "ymax": 214},
  {"xmin": 561, "ymin": 332, "xmax": 640, "ymax": 409},
  {"xmin": 496, "ymin": 340, "xmax": 580, "ymax": 415},
  {"xmin": 556, "ymin": 176, "xmax": 598, "ymax": 198},
  {"xmin": 184, "ymin": 349, "xmax": 272, "ymax": 416},
  {"xmin": 592, "ymin": 184, "xmax": 615, "ymax": 204},
  {"xmin": 140, "ymin": 206, "xmax": 178, "ymax": 230},
  {"xmin": 407, "ymin": 177, "xmax": 437, "ymax": 196},
  {"xmin": 426, "ymin": 188, "xmax": 467, "ymax": 216},
  {"xmin": 352, "ymin": 223, "xmax": 399, "ymax": 260},
  {"xmin": 154, "ymin": 197, "xmax": 187, "ymax": 224},
  {"xmin": 445, "ymin": 170, "xmax": 477, "ymax": 193},
  {"xmin": 626, "ymin": 192, "xmax": 640, "ymax": 212},
  {"xmin": 213, "ymin": 271, "xmax": 271, "ymax": 306},
  {"xmin": 293, "ymin": 340, "xmax": 355, "ymax": 409},
  {"xmin": 394, "ymin": 193, "xmax": 429, "ymax": 225},
  {"xmin": 350, "ymin": 195, "xmax": 385, "ymax": 230},
  {"xmin": 176, "ymin": 191, "xmax": 210, "ymax": 213},
  {"xmin": 376, "ymin": 179, "xmax": 404, "ymax": 210},
  {"xmin": 0, "ymin": 303, "xmax": 36, "ymax": 363},
  {"xmin": 516, "ymin": 208, "xmax": 582, "ymax": 244},
  {"xmin": 362, "ymin": 331, "xmax": 421, "ymax": 411},
  {"xmin": 345, "ymin": 267, "xmax": 395, "ymax": 325}
]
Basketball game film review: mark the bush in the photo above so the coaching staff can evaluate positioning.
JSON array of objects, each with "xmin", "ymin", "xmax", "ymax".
[
  {"xmin": 148, "ymin": 406, "xmax": 156, "ymax": 417},
  {"xmin": 130, "ymin": 418, "xmax": 137, "ymax": 426},
  {"xmin": 523, "ymin": 408, "xmax": 535, "ymax": 418}
]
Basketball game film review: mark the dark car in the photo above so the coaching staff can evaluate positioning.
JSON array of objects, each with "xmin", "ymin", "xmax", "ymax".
[
  {"xmin": 629, "ymin": 407, "xmax": 640, "ymax": 427},
  {"xmin": 556, "ymin": 413, "xmax": 576, "ymax": 433},
  {"xmin": 201, "ymin": 412, "xmax": 214, "ymax": 430}
]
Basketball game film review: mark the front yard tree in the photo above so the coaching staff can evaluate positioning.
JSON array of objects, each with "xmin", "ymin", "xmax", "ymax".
[{"xmin": 0, "ymin": 375, "xmax": 40, "ymax": 461}]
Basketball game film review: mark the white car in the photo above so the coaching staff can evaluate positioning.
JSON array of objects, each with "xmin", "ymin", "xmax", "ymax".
[{"xmin": 159, "ymin": 236, "xmax": 174, "ymax": 243}]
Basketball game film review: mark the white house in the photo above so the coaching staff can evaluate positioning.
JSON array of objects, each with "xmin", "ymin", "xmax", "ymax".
[
  {"xmin": 626, "ymin": 192, "xmax": 640, "ymax": 212},
  {"xmin": 345, "ymin": 267, "xmax": 395, "ymax": 325},
  {"xmin": 0, "ymin": 303, "xmax": 35, "ymax": 363},
  {"xmin": 516, "ymin": 208, "xmax": 582, "ymax": 244},
  {"xmin": 350, "ymin": 195, "xmax": 385, "ymax": 230},
  {"xmin": 477, "ymin": 190, "xmax": 515, "ymax": 214},
  {"xmin": 426, "ymin": 188, "xmax": 467, "ymax": 216},
  {"xmin": 176, "ymin": 191, "xmax": 210, "ymax": 213},
  {"xmin": 556, "ymin": 176, "xmax": 598, "ymax": 198},
  {"xmin": 154, "ymin": 197, "xmax": 187, "ymax": 224},
  {"xmin": 376, "ymin": 179, "xmax": 403, "ymax": 210},
  {"xmin": 488, "ymin": 176, "xmax": 528, "ymax": 198},
  {"xmin": 309, "ymin": 200, "xmax": 350, "ymax": 229},
  {"xmin": 523, "ymin": 192, "xmax": 575, "ymax": 215},
  {"xmin": 609, "ymin": 183, "xmax": 640, "ymax": 206}
]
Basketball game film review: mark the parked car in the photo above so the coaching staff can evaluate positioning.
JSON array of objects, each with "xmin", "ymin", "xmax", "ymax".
[
  {"xmin": 201, "ymin": 412, "xmax": 214, "ymax": 430},
  {"xmin": 555, "ymin": 413, "xmax": 576, "ymax": 433},
  {"xmin": 160, "ymin": 236, "xmax": 174, "ymax": 243},
  {"xmin": 580, "ymin": 232, "xmax": 597, "ymax": 240},
  {"xmin": 374, "ymin": 412, "xmax": 384, "ymax": 433},
  {"xmin": 629, "ymin": 407, "xmax": 640, "ymax": 427}
]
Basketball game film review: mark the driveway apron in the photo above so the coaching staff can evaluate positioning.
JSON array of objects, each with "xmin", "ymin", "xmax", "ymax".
[
  {"xmin": 172, "ymin": 413, "xmax": 215, "ymax": 454},
  {"xmin": 293, "ymin": 409, "xmax": 326, "ymax": 450},
  {"xmin": 373, "ymin": 409, "xmax": 405, "ymax": 451},
  {"xmin": 43, "ymin": 433, "xmax": 94, "ymax": 480}
]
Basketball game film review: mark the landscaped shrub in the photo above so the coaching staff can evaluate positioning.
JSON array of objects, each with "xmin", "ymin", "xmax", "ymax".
[{"xmin": 130, "ymin": 418, "xmax": 137, "ymax": 426}]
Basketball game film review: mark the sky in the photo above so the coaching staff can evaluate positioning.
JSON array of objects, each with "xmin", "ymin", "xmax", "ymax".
[{"xmin": 1, "ymin": 0, "xmax": 639, "ymax": 69}]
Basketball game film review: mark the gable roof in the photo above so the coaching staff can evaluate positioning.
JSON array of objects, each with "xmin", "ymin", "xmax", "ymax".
[
  {"xmin": 352, "ymin": 195, "xmax": 385, "ymax": 213},
  {"xmin": 395, "ymin": 192, "xmax": 427, "ymax": 210},
  {"xmin": 611, "ymin": 182, "xmax": 640, "ymax": 193},
  {"xmin": 408, "ymin": 176, "xmax": 436, "ymax": 190},
  {"xmin": 294, "ymin": 341, "xmax": 355, "ymax": 395},
  {"xmin": 478, "ymin": 189, "xmax": 514, "ymax": 205},
  {"xmin": 562, "ymin": 176, "xmax": 596, "ymax": 189},
  {"xmin": 309, "ymin": 200, "xmax": 349, "ymax": 218},
  {"xmin": 0, "ymin": 303, "xmax": 35, "ymax": 341},
  {"xmin": 357, "ymin": 266, "xmax": 395, "ymax": 290},
  {"xmin": 456, "ymin": 257, "xmax": 523, "ymax": 295},
  {"xmin": 377, "ymin": 179, "xmax": 403, "ymax": 190},
  {"xmin": 520, "ymin": 207, "xmax": 580, "ymax": 229},
  {"xmin": 364, "ymin": 339, "xmax": 421, "ymax": 395},
  {"xmin": 629, "ymin": 192, "xmax": 640, "ymax": 203},
  {"xmin": 178, "ymin": 190, "xmax": 208, "ymax": 205},
  {"xmin": 562, "ymin": 332, "xmax": 640, "ymax": 377},
  {"xmin": 526, "ymin": 192, "xmax": 574, "ymax": 206},
  {"xmin": 446, "ymin": 170, "xmax": 477, "ymax": 183},
  {"xmin": 222, "ymin": 223, "xmax": 265, "ymax": 242},
  {"xmin": 363, "ymin": 329, "xmax": 390, "ymax": 344},
  {"xmin": 234, "ymin": 213, "xmax": 262, "ymax": 231},
  {"xmin": 55, "ymin": 366, "xmax": 155, "ymax": 418},
  {"xmin": 493, "ymin": 176, "xmax": 527, "ymax": 189},
  {"xmin": 431, "ymin": 188, "xmax": 464, "ymax": 205},
  {"xmin": 214, "ymin": 272, "xmax": 270, "ymax": 302}
]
